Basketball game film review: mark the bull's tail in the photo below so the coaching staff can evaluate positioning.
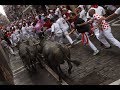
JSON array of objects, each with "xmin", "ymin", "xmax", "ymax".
[
  {"xmin": 69, "ymin": 60, "xmax": 81, "ymax": 67},
  {"xmin": 57, "ymin": 43, "xmax": 81, "ymax": 67},
  {"xmin": 65, "ymin": 55, "xmax": 80, "ymax": 66}
]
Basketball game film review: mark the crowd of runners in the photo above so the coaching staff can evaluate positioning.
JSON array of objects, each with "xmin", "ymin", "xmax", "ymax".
[{"xmin": 0, "ymin": 5, "xmax": 120, "ymax": 57}]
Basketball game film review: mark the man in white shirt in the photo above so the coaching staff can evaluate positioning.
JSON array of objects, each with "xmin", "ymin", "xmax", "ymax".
[
  {"xmin": 10, "ymin": 31, "xmax": 18, "ymax": 47},
  {"xmin": 50, "ymin": 18, "xmax": 63, "ymax": 43},
  {"xmin": 55, "ymin": 15, "xmax": 74, "ymax": 45},
  {"xmin": 78, "ymin": 5, "xmax": 85, "ymax": 11},
  {"xmin": 55, "ymin": 6, "xmax": 62, "ymax": 18},
  {"xmin": 62, "ymin": 8, "xmax": 72, "ymax": 20},
  {"xmin": 99, "ymin": 7, "xmax": 120, "ymax": 21},
  {"xmin": 26, "ymin": 22, "xmax": 34, "ymax": 37},
  {"xmin": 77, "ymin": 6, "xmax": 87, "ymax": 22},
  {"xmin": 87, "ymin": 5, "xmax": 106, "ymax": 46},
  {"xmin": 87, "ymin": 5, "xmax": 106, "ymax": 19},
  {"xmin": 48, "ymin": 10, "xmax": 55, "ymax": 19},
  {"xmin": 14, "ymin": 26, "xmax": 21, "ymax": 42},
  {"xmin": 21, "ymin": 23, "xmax": 29, "ymax": 40}
]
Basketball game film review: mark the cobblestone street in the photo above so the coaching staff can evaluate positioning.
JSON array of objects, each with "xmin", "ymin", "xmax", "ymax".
[
  {"xmin": 1, "ymin": 5, "xmax": 120, "ymax": 85},
  {"xmin": 9, "ymin": 24, "xmax": 120, "ymax": 85},
  {"xmin": 61, "ymin": 25, "xmax": 120, "ymax": 85}
]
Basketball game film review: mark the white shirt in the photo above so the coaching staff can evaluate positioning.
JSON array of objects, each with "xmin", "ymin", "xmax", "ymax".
[
  {"xmin": 105, "ymin": 5, "xmax": 116, "ymax": 11},
  {"xmin": 6, "ymin": 26, "xmax": 10, "ymax": 31},
  {"xmin": 26, "ymin": 25, "xmax": 33, "ymax": 33},
  {"xmin": 48, "ymin": 14, "xmax": 54, "ymax": 19},
  {"xmin": 93, "ymin": 14, "xmax": 110, "ymax": 30},
  {"xmin": 21, "ymin": 26, "xmax": 27, "ymax": 35},
  {"xmin": 11, "ymin": 33, "xmax": 18, "ymax": 41},
  {"xmin": 56, "ymin": 17, "xmax": 69, "ymax": 32},
  {"xmin": 97, "ymin": 6, "xmax": 106, "ymax": 15},
  {"xmin": 35, "ymin": 15, "xmax": 39, "ymax": 20},
  {"xmin": 78, "ymin": 5, "xmax": 84, "ymax": 10},
  {"xmin": 79, "ymin": 10, "xmax": 87, "ymax": 21},
  {"xmin": 55, "ymin": 8, "xmax": 62, "ymax": 18},
  {"xmin": 87, "ymin": 6, "xmax": 106, "ymax": 19},
  {"xmin": 115, "ymin": 7, "xmax": 120, "ymax": 15},
  {"xmin": 51, "ymin": 23, "xmax": 62, "ymax": 35},
  {"xmin": 14, "ymin": 29, "xmax": 20, "ymax": 36},
  {"xmin": 67, "ymin": 10, "xmax": 72, "ymax": 13}
]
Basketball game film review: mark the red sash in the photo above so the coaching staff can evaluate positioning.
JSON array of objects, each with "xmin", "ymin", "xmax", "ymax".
[{"xmin": 81, "ymin": 33, "xmax": 89, "ymax": 45}]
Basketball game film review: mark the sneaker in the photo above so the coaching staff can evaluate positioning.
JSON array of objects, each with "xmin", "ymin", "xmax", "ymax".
[
  {"xmin": 93, "ymin": 50, "xmax": 99, "ymax": 55},
  {"xmin": 71, "ymin": 42, "xmax": 75, "ymax": 47},
  {"xmin": 104, "ymin": 46, "xmax": 112, "ymax": 49}
]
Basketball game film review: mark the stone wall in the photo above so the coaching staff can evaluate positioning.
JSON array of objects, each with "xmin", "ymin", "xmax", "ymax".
[{"xmin": 0, "ymin": 44, "xmax": 14, "ymax": 85}]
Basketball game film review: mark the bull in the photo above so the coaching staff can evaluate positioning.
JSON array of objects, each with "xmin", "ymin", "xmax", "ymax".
[
  {"xmin": 39, "ymin": 37, "xmax": 81, "ymax": 83},
  {"xmin": 18, "ymin": 40, "xmax": 33, "ymax": 72},
  {"xmin": 18, "ymin": 37, "xmax": 43, "ymax": 72}
]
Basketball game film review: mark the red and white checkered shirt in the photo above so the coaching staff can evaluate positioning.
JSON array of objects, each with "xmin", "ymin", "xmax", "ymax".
[{"xmin": 93, "ymin": 14, "xmax": 110, "ymax": 30}]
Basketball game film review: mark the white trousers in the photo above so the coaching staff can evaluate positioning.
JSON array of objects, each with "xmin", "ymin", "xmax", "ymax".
[
  {"xmin": 94, "ymin": 28, "xmax": 111, "ymax": 47},
  {"xmin": 94, "ymin": 28, "xmax": 100, "ymax": 40},
  {"xmin": 98, "ymin": 27, "xmax": 120, "ymax": 48},
  {"xmin": 84, "ymin": 32, "xmax": 98, "ymax": 51},
  {"xmin": 55, "ymin": 33, "xmax": 63, "ymax": 44},
  {"xmin": 64, "ymin": 31, "xmax": 74, "ymax": 44}
]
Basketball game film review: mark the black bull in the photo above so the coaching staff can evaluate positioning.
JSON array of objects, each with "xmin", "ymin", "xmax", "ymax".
[
  {"xmin": 40, "ymin": 39, "xmax": 81, "ymax": 82},
  {"xmin": 18, "ymin": 36, "xmax": 81, "ymax": 82},
  {"xmin": 18, "ymin": 38, "xmax": 43, "ymax": 72}
]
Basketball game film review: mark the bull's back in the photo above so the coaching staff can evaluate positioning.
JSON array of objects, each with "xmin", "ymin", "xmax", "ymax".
[
  {"xmin": 43, "ymin": 41, "xmax": 65, "ymax": 64},
  {"xmin": 19, "ymin": 43, "xmax": 28, "ymax": 57}
]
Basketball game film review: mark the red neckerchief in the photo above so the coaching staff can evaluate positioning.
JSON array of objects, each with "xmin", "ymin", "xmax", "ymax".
[
  {"xmin": 43, "ymin": 20, "xmax": 52, "ymax": 29},
  {"xmin": 65, "ymin": 12, "xmax": 70, "ymax": 18},
  {"xmin": 91, "ymin": 5, "xmax": 98, "ymax": 8}
]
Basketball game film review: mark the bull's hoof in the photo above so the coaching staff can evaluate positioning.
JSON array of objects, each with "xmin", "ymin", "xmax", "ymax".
[
  {"xmin": 57, "ymin": 81, "xmax": 62, "ymax": 85},
  {"xmin": 40, "ymin": 66, "xmax": 44, "ymax": 69},
  {"xmin": 26, "ymin": 66, "xmax": 31, "ymax": 71},
  {"xmin": 31, "ymin": 66, "xmax": 37, "ymax": 72},
  {"xmin": 38, "ymin": 63, "xmax": 44, "ymax": 69},
  {"xmin": 57, "ymin": 80, "xmax": 62, "ymax": 85}
]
